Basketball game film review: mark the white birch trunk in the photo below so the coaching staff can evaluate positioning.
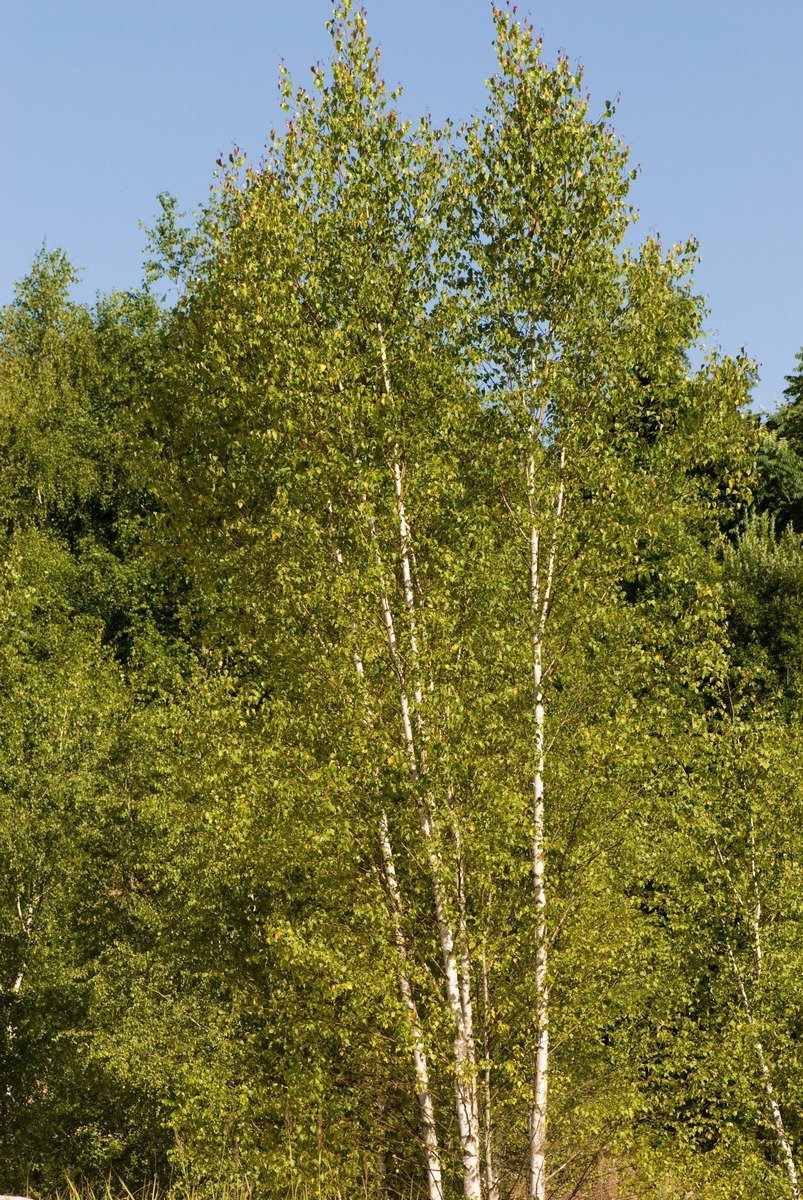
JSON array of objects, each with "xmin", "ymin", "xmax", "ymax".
[
  {"xmin": 375, "ymin": 327, "xmax": 482, "ymax": 1200},
  {"xmin": 527, "ymin": 446, "xmax": 564, "ymax": 1200},
  {"xmin": 529, "ymin": 622, "xmax": 549, "ymax": 1200},
  {"xmin": 451, "ymin": 791, "xmax": 482, "ymax": 1176},
  {"xmin": 6, "ymin": 894, "xmax": 40, "ymax": 1099},
  {"xmin": 456, "ymin": 841, "xmax": 480, "ymax": 1157},
  {"xmin": 379, "ymin": 809, "xmax": 444, "ymax": 1200},
  {"xmin": 328, "ymin": 509, "xmax": 444, "ymax": 1199},
  {"xmin": 725, "ymin": 938, "xmax": 800, "ymax": 1200},
  {"xmin": 715, "ymin": 824, "xmax": 799, "ymax": 1198},
  {"xmin": 8, "ymin": 894, "xmax": 38, "ymax": 1000},
  {"xmin": 374, "ymin": 509, "xmax": 482, "ymax": 1200}
]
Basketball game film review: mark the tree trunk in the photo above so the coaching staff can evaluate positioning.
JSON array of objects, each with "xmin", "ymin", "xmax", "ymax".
[
  {"xmin": 328, "ymin": 511, "xmax": 444, "ymax": 1200},
  {"xmin": 725, "ymin": 933, "xmax": 799, "ymax": 1198},
  {"xmin": 376, "ymin": 326, "xmax": 482, "ymax": 1200},
  {"xmin": 375, "ymin": 524, "xmax": 481, "ymax": 1200},
  {"xmin": 529, "ymin": 626, "xmax": 549, "ymax": 1200},
  {"xmin": 527, "ymin": 446, "xmax": 564, "ymax": 1200},
  {"xmin": 379, "ymin": 809, "xmax": 444, "ymax": 1200},
  {"xmin": 717, "ymin": 822, "xmax": 799, "ymax": 1200}
]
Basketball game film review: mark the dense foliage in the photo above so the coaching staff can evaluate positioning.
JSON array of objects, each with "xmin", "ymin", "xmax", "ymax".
[{"xmin": 2, "ymin": 7, "xmax": 802, "ymax": 1199}]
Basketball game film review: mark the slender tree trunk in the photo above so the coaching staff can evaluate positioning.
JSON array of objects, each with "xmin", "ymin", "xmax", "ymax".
[
  {"xmin": 456, "ymin": 844, "xmax": 480, "ymax": 1166},
  {"xmin": 452, "ymin": 795, "xmax": 481, "ymax": 1180},
  {"xmin": 715, "ymin": 820, "xmax": 799, "ymax": 1199},
  {"xmin": 379, "ymin": 809, "xmax": 444, "ymax": 1200},
  {"xmin": 5, "ymin": 893, "xmax": 40, "ymax": 1099},
  {"xmin": 374, "ymin": 326, "xmax": 482, "ymax": 1200},
  {"xmin": 328, "ymin": 509, "xmax": 444, "ymax": 1200},
  {"xmin": 374, "ymin": 516, "xmax": 481, "ymax": 1200},
  {"xmin": 529, "ymin": 622, "xmax": 549, "ymax": 1200},
  {"xmin": 10, "ymin": 894, "xmax": 38, "ymax": 996},
  {"xmin": 724, "ymin": 938, "xmax": 799, "ymax": 1200},
  {"xmin": 527, "ymin": 445, "xmax": 565, "ymax": 1200}
]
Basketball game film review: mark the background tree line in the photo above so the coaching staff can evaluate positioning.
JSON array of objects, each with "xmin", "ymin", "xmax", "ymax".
[{"xmin": 1, "ymin": 5, "xmax": 803, "ymax": 1198}]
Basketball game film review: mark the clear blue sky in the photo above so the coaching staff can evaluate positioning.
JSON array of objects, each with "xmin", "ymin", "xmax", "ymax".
[{"xmin": 3, "ymin": 1, "xmax": 801, "ymax": 410}]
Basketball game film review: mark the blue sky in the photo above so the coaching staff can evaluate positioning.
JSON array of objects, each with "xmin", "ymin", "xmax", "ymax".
[{"xmin": 3, "ymin": 1, "xmax": 801, "ymax": 410}]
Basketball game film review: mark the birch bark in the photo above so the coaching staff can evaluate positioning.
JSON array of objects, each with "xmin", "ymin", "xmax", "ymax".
[
  {"xmin": 717, "ymin": 824, "xmax": 800, "ymax": 1200},
  {"xmin": 374, "ymin": 326, "xmax": 482, "ymax": 1200},
  {"xmin": 379, "ymin": 809, "xmax": 444, "ymax": 1200},
  {"xmin": 724, "ymin": 938, "xmax": 800, "ymax": 1200},
  {"xmin": 329, "ymin": 511, "xmax": 444, "ymax": 1200},
  {"xmin": 527, "ymin": 442, "xmax": 565, "ymax": 1200},
  {"xmin": 5, "ymin": 893, "xmax": 40, "ymax": 1100},
  {"xmin": 8, "ymin": 893, "xmax": 38, "ymax": 1001}
]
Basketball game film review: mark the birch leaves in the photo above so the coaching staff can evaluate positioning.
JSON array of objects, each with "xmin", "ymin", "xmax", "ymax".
[{"xmin": 149, "ymin": 4, "xmax": 757, "ymax": 1197}]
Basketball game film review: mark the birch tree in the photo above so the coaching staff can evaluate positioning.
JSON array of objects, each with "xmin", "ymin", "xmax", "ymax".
[
  {"xmin": 453, "ymin": 10, "xmax": 753, "ymax": 1195},
  {"xmin": 141, "ymin": 5, "xmax": 755, "ymax": 1196},
  {"xmin": 145, "ymin": 11, "xmax": 487, "ymax": 1189}
]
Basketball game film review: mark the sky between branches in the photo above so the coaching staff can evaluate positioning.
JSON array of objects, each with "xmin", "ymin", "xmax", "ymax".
[{"xmin": 2, "ymin": 0, "xmax": 800, "ymax": 411}]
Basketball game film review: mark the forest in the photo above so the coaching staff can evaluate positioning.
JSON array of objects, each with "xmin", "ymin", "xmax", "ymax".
[{"xmin": 2, "ymin": 5, "xmax": 803, "ymax": 1199}]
